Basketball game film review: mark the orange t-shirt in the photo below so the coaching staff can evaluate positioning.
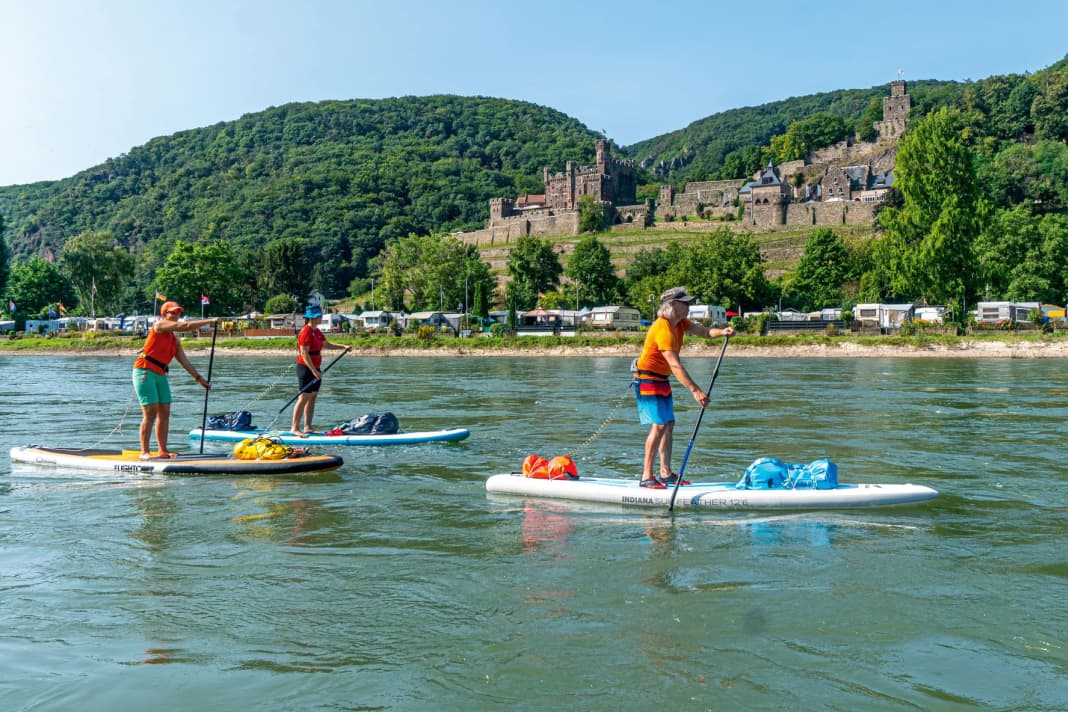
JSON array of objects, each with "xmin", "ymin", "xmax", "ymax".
[
  {"xmin": 636, "ymin": 316, "xmax": 690, "ymax": 379},
  {"xmin": 134, "ymin": 328, "xmax": 178, "ymax": 375}
]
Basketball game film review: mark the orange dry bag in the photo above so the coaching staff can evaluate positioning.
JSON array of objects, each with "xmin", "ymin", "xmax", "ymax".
[
  {"xmin": 522, "ymin": 454, "xmax": 549, "ymax": 479},
  {"xmin": 547, "ymin": 455, "xmax": 579, "ymax": 480}
]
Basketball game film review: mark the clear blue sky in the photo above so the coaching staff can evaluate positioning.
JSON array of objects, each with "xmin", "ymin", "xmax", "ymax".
[{"xmin": 2, "ymin": 0, "xmax": 1066, "ymax": 186}]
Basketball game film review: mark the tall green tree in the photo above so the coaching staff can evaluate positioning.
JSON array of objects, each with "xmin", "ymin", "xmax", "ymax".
[
  {"xmin": 259, "ymin": 237, "xmax": 310, "ymax": 300},
  {"xmin": 784, "ymin": 228, "xmax": 851, "ymax": 310},
  {"xmin": 975, "ymin": 206, "xmax": 1068, "ymax": 303},
  {"xmin": 770, "ymin": 113, "xmax": 850, "ymax": 163},
  {"xmin": 670, "ymin": 228, "xmax": 771, "ymax": 311},
  {"xmin": 504, "ymin": 236, "xmax": 562, "ymax": 311},
  {"xmin": 155, "ymin": 240, "xmax": 253, "ymax": 316},
  {"xmin": 873, "ymin": 107, "xmax": 985, "ymax": 303},
  {"xmin": 372, "ymin": 233, "xmax": 494, "ymax": 312},
  {"xmin": 578, "ymin": 194, "xmax": 607, "ymax": 233},
  {"xmin": 59, "ymin": 230, "xmax": 134, "ymax": 317},
  {"xmin": 622, "ymin": 244, "xmax": 685, "ymax": 317},
  {"xmin": 565, "ymin": 234, "xmax": 618, "ymax": 307},
  {"xmin": 5, "ymin": 256, "xmax": 77, "ymax": 322},
  {"xmin": 1031, "ymin": 67, "xmax": 1068, "ymax": 143}
]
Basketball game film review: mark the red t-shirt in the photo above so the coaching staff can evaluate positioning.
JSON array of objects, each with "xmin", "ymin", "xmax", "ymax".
[{"xmin": 296, "ymin": 325, "xmax": 325, "ymax": 369}]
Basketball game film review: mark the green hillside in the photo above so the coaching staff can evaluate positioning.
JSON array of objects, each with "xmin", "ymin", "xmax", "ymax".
[
  {"xmin": 0, "ymin": 96, "xmax": 604, "ymax": 295},
  {"xmin": 2, "ymin": 56, "xmax": 1068, "ymax": 319},
  {"xmin": 621, "ymin": 81, "xmax": 965, "ymax": 182}
]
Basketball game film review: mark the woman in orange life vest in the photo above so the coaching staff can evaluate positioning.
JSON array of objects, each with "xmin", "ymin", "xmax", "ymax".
[
  {"xmin": 291, "ymin": 305, "xmax": 350, "ymax": 436},
  {"xmin": 132, "ymin": 301, "xmax": 218, "ymax": 460},
  {"xmin": 633, "ymin": 287, "xmax": 733, "ymax": 489}
]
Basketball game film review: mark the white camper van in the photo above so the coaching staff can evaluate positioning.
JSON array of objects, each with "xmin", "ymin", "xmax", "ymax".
[
  {"xmin": 588, "ymin": 306, "xmax": 641, "ymax": 330},
  {"xmin": 687, "ymin": 304, "xmax": 727, "ymax": 326}
]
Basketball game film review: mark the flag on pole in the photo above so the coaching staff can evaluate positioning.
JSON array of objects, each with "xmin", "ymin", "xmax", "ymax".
[
  {"xmin": 58, "ymin": 303, "xmax": 67, "ymax": 315},
  {"xmin": 155, "ymin": 291, "xmax": 167, "ymax": 301},
  {"xmin": 200, "ymin": 294, "xmax": 210, "ymax": 305}
]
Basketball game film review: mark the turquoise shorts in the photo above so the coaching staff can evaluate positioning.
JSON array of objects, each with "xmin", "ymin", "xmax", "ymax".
[
  {"xmin": 635, "ymin": 383, "xmax": 675, "ymax": 425},
  {"xmin": 133, "ymin": 368, "xmax": 172, "ymax": 406}
]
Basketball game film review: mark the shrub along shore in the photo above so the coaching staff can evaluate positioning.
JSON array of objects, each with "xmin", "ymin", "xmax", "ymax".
[{"xmin": 2, "ymin": 332, "xmax": 1068, "ymax": 358}]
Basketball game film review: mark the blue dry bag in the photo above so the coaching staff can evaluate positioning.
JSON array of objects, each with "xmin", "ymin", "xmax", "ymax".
[
  {"xmin": 785, "ymin": 458, "xmax": 838, "ymax": 490},
  {"xmin": 738, "ymin": 457, "xmax": 789, "ymax": 489}
]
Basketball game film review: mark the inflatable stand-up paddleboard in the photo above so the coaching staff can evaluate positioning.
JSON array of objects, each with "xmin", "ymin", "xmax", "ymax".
[
  {"xmin": 10, "ymin": 445, "xmax": 343, "ymax": 476},
  {"xmin": 486, "ymin": 473, "xmax": 938, "ymax": 510},
  {"xmin": 190, "ymin": 427, "xmax": 470, "ymax": 446}
]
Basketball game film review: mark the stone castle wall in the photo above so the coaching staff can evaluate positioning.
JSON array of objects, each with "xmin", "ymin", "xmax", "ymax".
[
  {"xmin": 782, "ymin": 201, "xmax": 877, "ymax": 227},
  {"xmin": 460, "ymin": 211, "xmax": 581, "ymax": 247}
]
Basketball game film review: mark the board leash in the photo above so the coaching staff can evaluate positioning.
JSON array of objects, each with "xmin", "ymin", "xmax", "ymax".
[
  {"xmin": 89, "ymin": 391, "xmax": 139, "ymax": 449},
  {"xmin": 238, "ymin": 362, "xmax": 296, "ymax": 412},
  {"xmin": 569, "ymin": 380, "xmax": 633, "ymax": 458}
]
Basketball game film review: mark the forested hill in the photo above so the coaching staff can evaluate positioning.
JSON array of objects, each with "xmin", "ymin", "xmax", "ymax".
[
  {"xmin": 622, "ymin": 80, "xmax": 963, "ymax": 181},
  {"xmin": 3, "ymin": 57, "xmax": 1068, "ymax": 304},
  {"xmin": 0, "ymin": 96, "xmax": 602, "ymax": 294}
]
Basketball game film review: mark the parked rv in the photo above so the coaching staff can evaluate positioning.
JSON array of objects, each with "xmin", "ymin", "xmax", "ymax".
[
  {"xmin": 975, "ymin": 301, "xmax": 1040, "ymax": 324},
  {"xmin": 688, "ymin": 304, "xmax": 727, "ymax": 326},
  {"xmin": 358, "ymin": 310, "xmax": 394, "ymax": 331},
  {"xmin": 318, "ymin": 313, "xmax": 349, "ymax": 332},
  {"xmin": 853, "ymin": 304, "xmax": 914, "ymax": 329},
  {"xmin": 588, "ymin": 306, "xmax": 641, "ymax": 330}
]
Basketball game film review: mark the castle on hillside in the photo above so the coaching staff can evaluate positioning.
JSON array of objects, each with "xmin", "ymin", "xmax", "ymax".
[
  {"xmin": 458, "ymin": 81, "xmax": 911, "ymax": 246},
  {"xmin": 466, "ymin": 140, "xmax": 651, "ymax": 246},
  {"xmin": 660, "ymin": 80, "xmax": 911, "ymax": 228}
]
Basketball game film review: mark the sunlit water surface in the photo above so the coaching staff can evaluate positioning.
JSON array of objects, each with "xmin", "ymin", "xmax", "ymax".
[{"xmin": 2, "ymin": 354, "xmax": 1067, "ymax": 710}]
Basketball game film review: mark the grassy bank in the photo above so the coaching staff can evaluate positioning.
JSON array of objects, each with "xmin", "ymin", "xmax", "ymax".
[{"xmin": 3, "ymin": 330, "xmax": 1067, "ymax": 357}]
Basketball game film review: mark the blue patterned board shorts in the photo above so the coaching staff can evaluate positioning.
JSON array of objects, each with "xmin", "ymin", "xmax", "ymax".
[{"xmin": 634, "ymin": 380, "xmax": 675, "ymax": 425}]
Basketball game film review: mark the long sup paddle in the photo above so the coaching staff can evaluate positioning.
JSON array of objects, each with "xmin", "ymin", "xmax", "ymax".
[
  {"xmin": 261, "ymin": 347, "xmax": 352, "ymax": 433},
  {"xmin": 198, "ymin": 322, "xmax": 219, "ymax": 454},
  {"xmin": 668, "ymin": 336, "xmax": 730, "ymax": 512}
]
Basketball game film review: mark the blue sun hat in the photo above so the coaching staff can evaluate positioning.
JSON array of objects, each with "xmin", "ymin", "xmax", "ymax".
[{"xmin": 304, "ymin": 305, "xmax": 323, "ymax": 319}]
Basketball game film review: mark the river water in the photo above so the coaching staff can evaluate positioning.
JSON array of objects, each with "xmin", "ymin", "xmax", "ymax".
[{"xmin": 1, "ymin": 353, "xmax": 1066, "ymax": 710}]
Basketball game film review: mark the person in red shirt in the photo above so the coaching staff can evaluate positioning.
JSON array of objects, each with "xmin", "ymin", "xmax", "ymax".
[
  {"xmin": 132, "ymin": 301, "xmax": 218, "ymax": 459},
  {"xmin": 292, "ymin": 305, "xmax": 350, "ymax": 436},
  {"xmin": 633, "ymin": 287, "xmax": 733, "ymax": 488}
]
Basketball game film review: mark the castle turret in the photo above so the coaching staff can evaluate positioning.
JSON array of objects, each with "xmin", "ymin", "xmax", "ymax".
[
  {"xmin": 874, "ymin": 80, "xmax": 911, "ymax": 140},
  {"xmin": 489, "ymin": 197, "xmax": 514, "ymax": 224}
]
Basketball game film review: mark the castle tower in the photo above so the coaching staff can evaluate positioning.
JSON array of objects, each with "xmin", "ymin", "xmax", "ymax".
[
  {"xmin": 874, "ymin": 80, "xmax": 910, "ymax": 140},
  {"xmin": 659, "ymin": 184, "xmax": 675, "ymax": 206},
  {"xmin": 489, "ymin": 197, "xmax": 514, "ymax": 224}
]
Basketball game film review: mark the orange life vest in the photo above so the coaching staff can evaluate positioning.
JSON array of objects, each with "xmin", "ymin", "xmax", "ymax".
[{"xmin": 134, "ymin": 329, "xmax": 178, "ymax": 375}]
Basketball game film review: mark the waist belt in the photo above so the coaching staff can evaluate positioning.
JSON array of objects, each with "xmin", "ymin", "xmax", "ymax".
[
  {"xmin": 140, "ymin": 353, "xmax": 169, "ymax": 373},
  {"xmin": 634, "ymin": 367, "xmax": 669, "ymax": 380},
  {"xmin": 309, "ymin": 351, "xmax": 321, "ymax": 356}
]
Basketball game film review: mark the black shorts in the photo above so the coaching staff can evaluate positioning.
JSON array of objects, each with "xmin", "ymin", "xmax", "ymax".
[{"xmin": 296, "ymin": 363, "xmax": 322, "ymax": 393}]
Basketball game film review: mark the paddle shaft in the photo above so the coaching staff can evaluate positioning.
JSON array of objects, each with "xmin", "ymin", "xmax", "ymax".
[
  {"xmin": 668, "ymin": 336, "xmax": 730, "ymax": 512},
  {"xmin": 198, "ymin": 322, "xmax": 219, "ymax": 454},
  {"xmin": 262, "ymin": 347, "xmax": 351, "ymax": 432}
]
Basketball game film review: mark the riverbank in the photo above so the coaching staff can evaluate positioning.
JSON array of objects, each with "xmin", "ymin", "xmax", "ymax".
[{"xmin": 3, "ymin": 333, "xmax": 1068, "ymax": 358}]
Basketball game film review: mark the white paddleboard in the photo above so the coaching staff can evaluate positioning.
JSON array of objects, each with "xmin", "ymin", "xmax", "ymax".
[{"xmin": 486, "ymin": 473, "xmax": 938, "ymax": 510}]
